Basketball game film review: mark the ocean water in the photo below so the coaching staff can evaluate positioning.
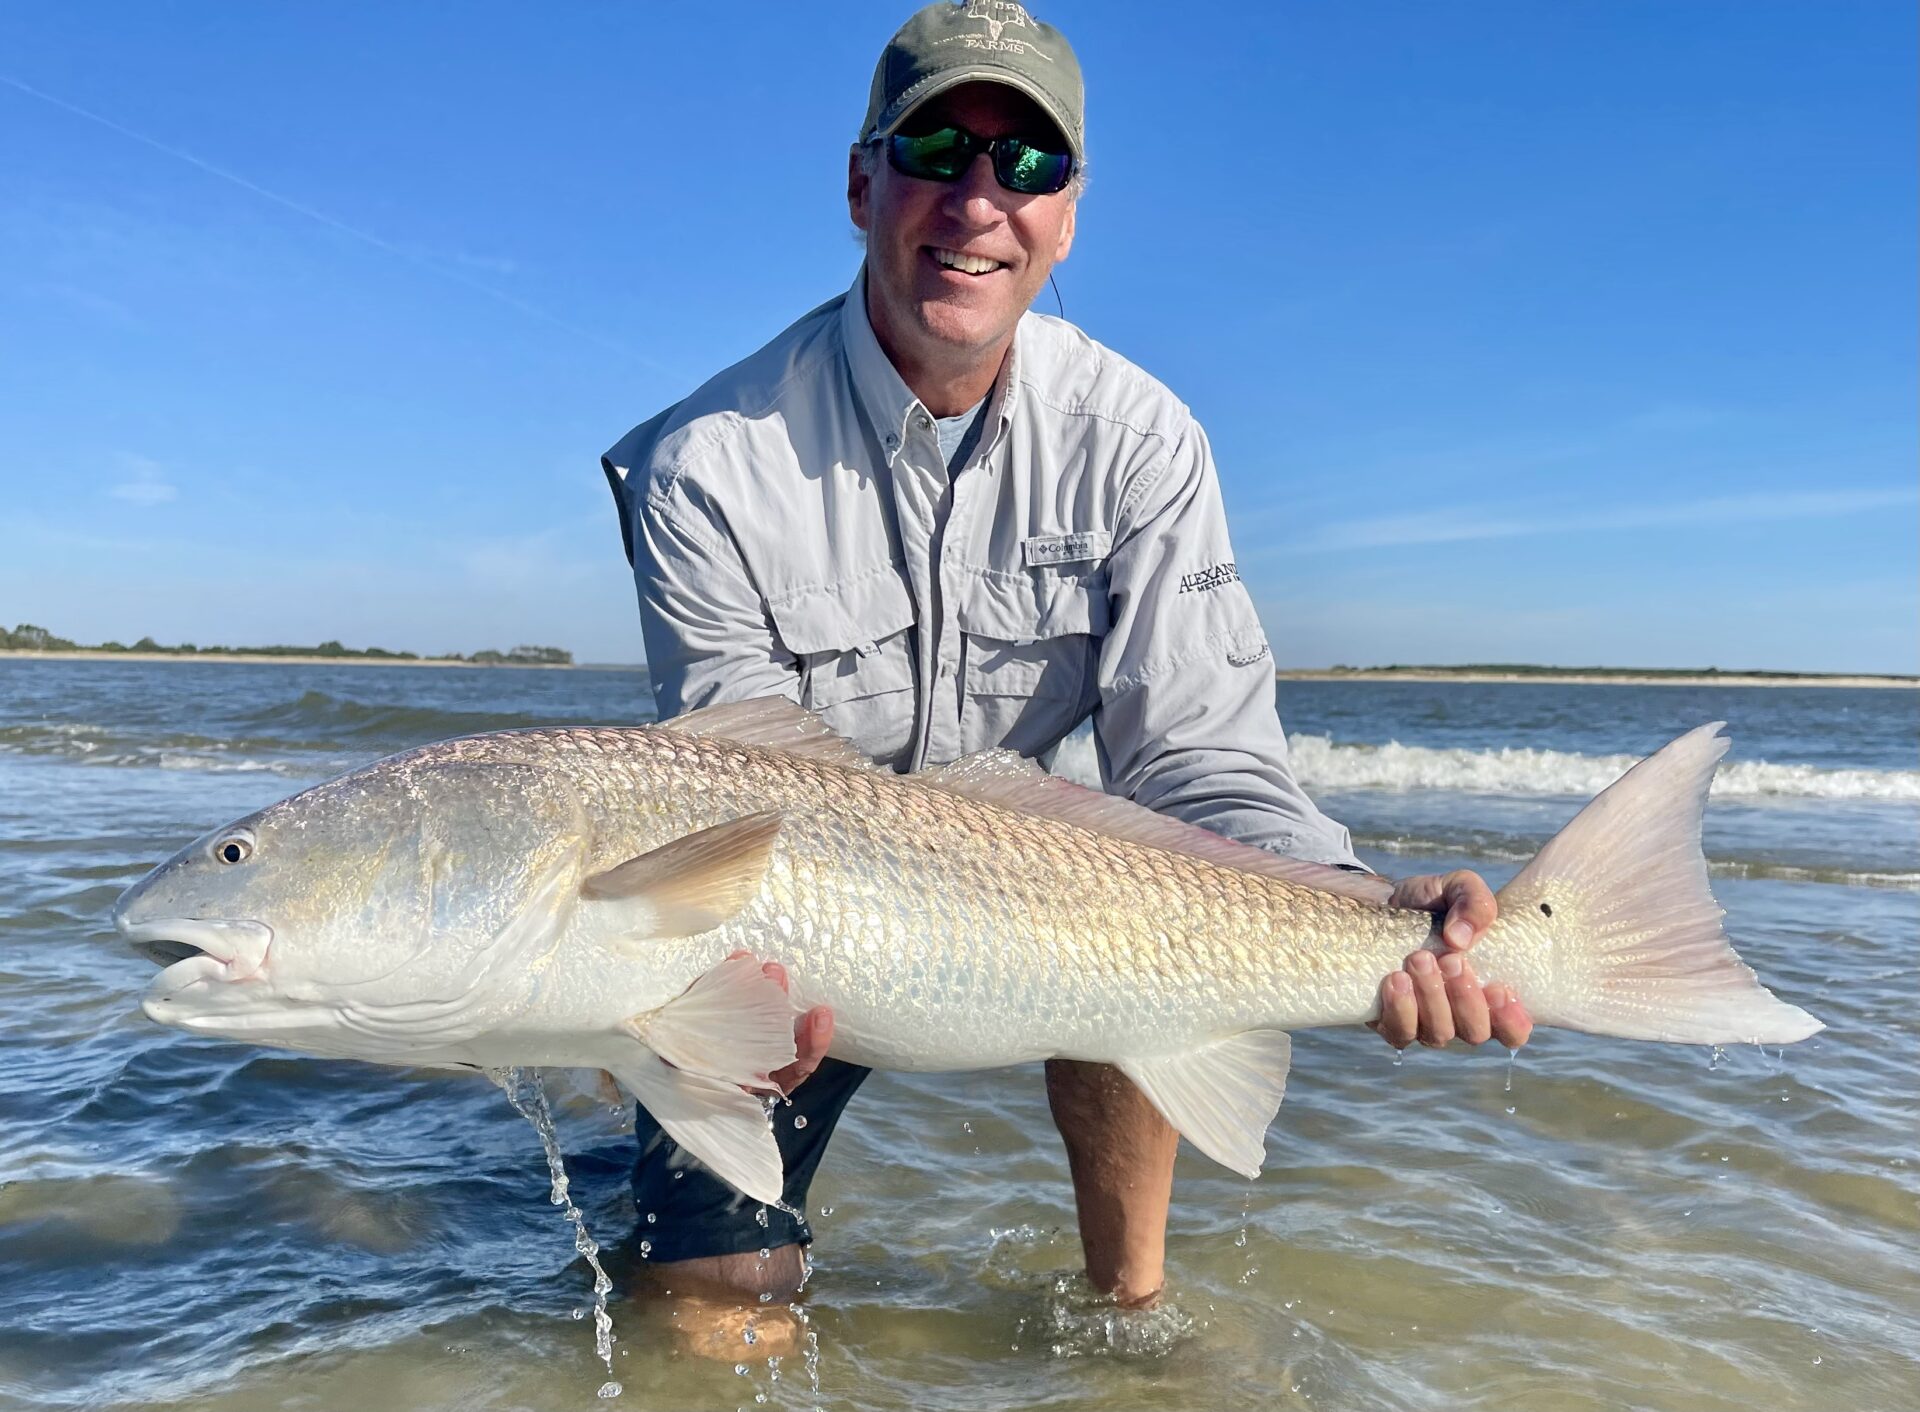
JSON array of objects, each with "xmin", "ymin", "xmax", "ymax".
[{"xmin": 1, "ymin": 660, "xmax": 1915, "ymax": 1412}]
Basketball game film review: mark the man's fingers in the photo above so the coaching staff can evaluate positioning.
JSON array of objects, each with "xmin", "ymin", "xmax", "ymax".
[
  {"xmin": 1441, "ymin": 953, "xmax": 1492, "ymax": 1045},
  {"xmin": 1487, "ymin": 986, "xmax": 1534, "ymax": 1049},
  {"xmin": 1439, "ymin": 870, "xmax": 1497, "ymax": 951},
  {"xmin": 1386, "ymin": 874, "xmax": 1446, "ymax": 912},
  {"xmin": 1370, "ymin": 971, "xmax": 1417, "ymax": 1049},
  {"xmin": 770, "ymin": 1005, "xmax": 834, "ymax": 1094},
  {"xmin": 1408, "ymin": 950, "xmax": 1455, "ymax": 1047}
]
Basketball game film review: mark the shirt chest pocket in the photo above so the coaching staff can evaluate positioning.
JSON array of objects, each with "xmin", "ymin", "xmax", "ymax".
[
  {"xmin": 954, "ymin": 566, "xmax": 1109, "ymax": 756},
  {"xmin": 766, "ymin": 570, "xmax": 918, "ymax": 766}
]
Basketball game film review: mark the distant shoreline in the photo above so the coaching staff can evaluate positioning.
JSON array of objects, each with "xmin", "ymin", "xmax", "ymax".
[
  {"xmin": 1275, "ymin": 669, "xmax": 1917, "ymax": 689},
  {"xmin": 2, "ymin": 649, "xmax": 1912, "ymax": 687},
  {"xmin": 0, "ymin": 649, "xmax": 567, "ymax": 669}
]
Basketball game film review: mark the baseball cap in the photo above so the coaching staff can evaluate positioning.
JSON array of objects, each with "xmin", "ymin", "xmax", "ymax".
[{"xmin": 859, "ymin": 2, "xmax": 1085, "ymax": 162}]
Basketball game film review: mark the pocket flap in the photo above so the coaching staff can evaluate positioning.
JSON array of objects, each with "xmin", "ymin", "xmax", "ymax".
[
  {"xmin": 765, "ymin": 570, "xmax": 916, "ymax": 656},
  {"xmin": 954, "ymin": 567, "xmax": 1109, "ymax": 645}
]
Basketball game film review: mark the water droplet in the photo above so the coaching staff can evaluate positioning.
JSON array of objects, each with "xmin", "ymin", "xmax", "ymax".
[
  {"xmin": 1391, "ymin": 1048, "xmax": 1405, "ymax": 1067},
  {"xmin": 754, "ymin": 1206, "xmax": 770, "ymax": 1227},
  {"xmin": 672, "ymin": 1169, "xmax": 685, "ymax": 1180},
  {"xmin": 793, "ymin": 1114, "xmax": 808, "ymax": 1129},
  {"xmin": 1233, "ymin": 1229, "xmax": 1248, "ymax": 1247},
  {"xmin": 646, "ymin": 1211, "xmax": 657, "ymax": 1224},
  {"xmin": 1709, "ymin": 1045, "xmax": 1727, "ymax": 1071},
  {"xmin": 758, "ymin": 1291, "xmax": 774, "ymax": 1303},
  {"xmin": 638, "ymin": 1240, "xmax": 652, "ymax": 1257},
  {"xmin": 743, "ymin": 1326, "xmax": 758, "ymax": 1346},
  {"xmin": 1504, "ymin": 1047, "xmax": 1517, "ymax": 1093},
  {"xmin": 1812, "ymin": 1355, "xmax": 1823, "ymax": 1366},
  {"xmin": 572, "ymin": 1308, "xmax": 585, "ymax": 1320},
  {"xmin": 734, "ymin": 1364, "xmax": 749, "ymax": 1376},
  {"xmin": 1505, "ymin": 1104, "xmax": 1516, "ymax": 1115},
  {"xmin": 820, "ymin": 1205, "xmax": 835, "ymax": 1217},
  {"xmin": 596, "ymin": 1381, "xmax": 622, "ymax": 1399},
  {"xmin": 759, "ymin": 1248, "xmax": 772, "ymax": 1260},
  {"xmin": 962, "ymin": 1121, "xmax": 973, "ymax": 1133}
]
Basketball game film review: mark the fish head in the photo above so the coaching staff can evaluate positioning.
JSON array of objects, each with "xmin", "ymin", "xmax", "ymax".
[{"xmin": 112, "ymin": 746, "xmax": 589, "ymax": 1055}]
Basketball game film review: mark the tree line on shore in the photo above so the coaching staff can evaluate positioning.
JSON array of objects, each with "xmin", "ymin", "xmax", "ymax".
[{"xmin": 0, "ymin": 623, "xmax": 571, "ymax": 666}]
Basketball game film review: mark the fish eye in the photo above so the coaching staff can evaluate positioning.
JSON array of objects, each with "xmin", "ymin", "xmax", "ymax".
[{"xmin": 212, "ymin": 832, "xmax": 255, "ymax": 865}]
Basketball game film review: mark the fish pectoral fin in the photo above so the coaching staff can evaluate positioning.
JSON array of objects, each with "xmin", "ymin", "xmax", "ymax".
[
  {"xmin": 629, "ymin": 951, "xmax": 798, "ymax": 1087},
  {"xmin": 608, "ymin": 1052, "xmax": 786, "ymax": 1205},
  {"xmin": 1116, "ymin": 1031, "xmax": 1293, "ymax": 1180},
  {"xmin": 580, "ymin": 811, "xmax": 783, "ymax": 940}
]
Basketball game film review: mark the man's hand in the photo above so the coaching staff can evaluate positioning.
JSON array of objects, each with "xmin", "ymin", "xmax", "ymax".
[
  {"xmin": 1367, "ymin": 871, "xmax": 1535, "ymax": 1051},
  {"xmin": 732, "ymin": 951, "xmax": 835, "ymax": 1095}
]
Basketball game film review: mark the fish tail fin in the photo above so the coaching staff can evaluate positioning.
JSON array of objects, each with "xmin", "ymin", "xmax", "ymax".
[{"xmin": 1495, "ymin": 722, "xmax": 1822, "ymax": 1045}]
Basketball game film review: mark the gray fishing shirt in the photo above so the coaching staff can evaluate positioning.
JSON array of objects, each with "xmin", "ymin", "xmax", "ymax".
[{"xmin": 602, "ymin": 273, "xmax": 1361, "ymax": 868}]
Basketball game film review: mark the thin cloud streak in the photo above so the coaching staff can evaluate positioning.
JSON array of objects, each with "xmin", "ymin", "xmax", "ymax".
[
  {"xmin": 0, "ymin": 72, "xmax": 664, "ymax": 373},
  {"xmin": 1299, "ymin": 486, "xmax": 1920, "ymax": 553}
]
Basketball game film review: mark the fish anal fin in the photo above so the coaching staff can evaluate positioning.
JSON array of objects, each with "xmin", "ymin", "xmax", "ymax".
[
  {"xmin": 629, "ymin": 952, "xmax": 797, "ymax": 1088},
  {"xmin": 926, "ymin": 752, "xmax": 1391, "ymax": 904},
  {"xmin": 607, "ymin": 1052, "xmax": 786, "ymax": 1204},
  {"xmin": 1116, "ymin": 1031, "xmax": 1293, "ymax": 1180},
  {"xmin": 663, "ymin": 697, "xmax": 877, "ymax": 770},
  {"xmin": 581, "ymin": 812, "xmax": 782, "ymax": 939}
]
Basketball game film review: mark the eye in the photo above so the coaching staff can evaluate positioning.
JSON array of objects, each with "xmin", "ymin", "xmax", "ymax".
[{"xmin": 213, "ymin": 833, "xmax": 254, "ymax": 865}]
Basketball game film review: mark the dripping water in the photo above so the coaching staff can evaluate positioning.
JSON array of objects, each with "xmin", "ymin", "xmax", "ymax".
[{"xmin": 492, "ymin": 1066, "xmax": 623, "ymax": 1400}]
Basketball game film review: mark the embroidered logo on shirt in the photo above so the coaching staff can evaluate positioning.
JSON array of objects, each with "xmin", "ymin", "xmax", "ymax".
[
  {"xmin": 1022, "ymin": 531, "xmax": 1110, "ymax": 568},
  {"xmin": 1178, "ymin": 562, "xmax": 1241, "ymax": 594}
]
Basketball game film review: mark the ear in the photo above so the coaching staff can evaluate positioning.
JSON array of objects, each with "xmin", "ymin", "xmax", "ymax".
[
  {"xmin": 1052, "ymin": 196, "xmax": 1076, "ymax": 263},
  {"xmin": 848, "ymin": 145, "xmax": 873, "ymax": 233}
]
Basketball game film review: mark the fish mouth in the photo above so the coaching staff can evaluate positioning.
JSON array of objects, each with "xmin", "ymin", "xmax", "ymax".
[{"xmin": 117, "ymin": 917, "xmax": 274, "ymax": 986}]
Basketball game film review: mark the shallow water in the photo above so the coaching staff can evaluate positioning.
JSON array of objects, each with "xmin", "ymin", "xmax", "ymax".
[{"xmin": 2, "ymin": 661, "xmax": 1915, "ymax": 1411}]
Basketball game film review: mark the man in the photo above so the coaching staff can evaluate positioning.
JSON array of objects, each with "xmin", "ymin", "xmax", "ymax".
[{"xmin": 603, "ymin": 0, "xmax": 1532, "ymax": 1315}]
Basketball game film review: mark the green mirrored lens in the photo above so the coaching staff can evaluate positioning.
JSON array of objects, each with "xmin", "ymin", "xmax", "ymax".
[
  {"xmin": 889, "ymin": 128, "xmax": 973, "ymax": 180},
  {"xmin": 995, "ymin": 139, "xmax": 1072, "ymax": 195}
]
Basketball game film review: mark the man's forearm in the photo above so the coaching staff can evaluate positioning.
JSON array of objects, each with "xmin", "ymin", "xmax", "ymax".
[{"xmin": 1045, "ymin": 1058, "xmax": 1180, "ymax": 1307}]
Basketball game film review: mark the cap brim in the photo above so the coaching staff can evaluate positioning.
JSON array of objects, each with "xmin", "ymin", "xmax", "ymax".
[{"xmin": 873, "ymin": 67, "xmax": 1081, "ymax": 162}]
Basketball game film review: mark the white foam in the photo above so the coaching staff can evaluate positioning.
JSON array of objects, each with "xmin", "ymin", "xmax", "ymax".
[{"xmin": 1049, "ymin": 731, "xmax": 1918, "ymax": 802}]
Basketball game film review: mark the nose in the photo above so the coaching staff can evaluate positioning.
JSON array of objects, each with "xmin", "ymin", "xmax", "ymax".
[{"xmin": 940, "ymin": 151, "xmax": 1009, "ymax": 227}]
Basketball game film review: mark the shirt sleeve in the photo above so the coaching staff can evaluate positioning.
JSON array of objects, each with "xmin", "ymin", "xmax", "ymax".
[
  {"xmin": 1091, "ymin": 420, "xmax": 1364, "ymax": 868},
  {"xmin": 609, "ymin": 445, "xmax": 800, "ymax": 721}
]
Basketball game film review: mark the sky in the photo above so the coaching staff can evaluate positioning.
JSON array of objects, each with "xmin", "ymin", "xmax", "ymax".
[{"xmin": 1, "ymin": 1, "xmax": 1913, "ymax": 671}]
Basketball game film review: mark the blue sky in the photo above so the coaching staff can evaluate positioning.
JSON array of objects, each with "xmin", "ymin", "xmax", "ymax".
[{"xmin": 1, "ymin": 1, "xmax": 1913, "ymax": 671}]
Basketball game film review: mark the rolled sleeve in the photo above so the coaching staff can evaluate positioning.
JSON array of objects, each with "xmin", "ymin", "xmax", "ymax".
[{"xmin": 1092, "ymin": 422, "xmax": 1363, "ymax": 868}]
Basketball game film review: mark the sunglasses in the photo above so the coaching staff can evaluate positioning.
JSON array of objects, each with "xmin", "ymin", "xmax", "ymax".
[{"xmin": 885, "ymin": 125, "xmax": 1075, "ymax": 196}]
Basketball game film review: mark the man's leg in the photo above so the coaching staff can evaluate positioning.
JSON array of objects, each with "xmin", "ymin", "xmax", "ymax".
[
  {"xmin": 1046, "ymin": 1058, "xmax": 1180, "ymax": 1307},
  {"xmin": 628, "ymin": 1058, "xmax": 870, "ymax": 1309}
]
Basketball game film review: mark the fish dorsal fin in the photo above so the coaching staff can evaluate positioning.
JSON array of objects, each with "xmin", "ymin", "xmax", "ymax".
[
  {"xmin": 663, "ymin": 697, "xmax": 877, "ymax": 770},
  {"xmin": 1118, "ymin": 1030, "xmax": 1293, "ymax": 1179},
  {"xmin": 922, "ymin": 751, "xmax": 1392, "ymax": 903},
  {"xmin": 581, "ymin": 811, "xmax": 782, "ymax": 938}
]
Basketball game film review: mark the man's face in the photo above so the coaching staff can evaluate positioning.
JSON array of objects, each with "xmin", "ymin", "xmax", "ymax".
[{"xmin": 849, "ymin": 82, "xmax": 1077, "ymax": 379}]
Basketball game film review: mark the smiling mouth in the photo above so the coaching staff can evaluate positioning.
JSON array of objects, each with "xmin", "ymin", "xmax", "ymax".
[
  {"xmin": 928, "ymin": 246, "xmax": 1006, "ymax": 276},
  {"xmin": 117, "ymin": 917, "xmax": 274, "ymax": 983}
]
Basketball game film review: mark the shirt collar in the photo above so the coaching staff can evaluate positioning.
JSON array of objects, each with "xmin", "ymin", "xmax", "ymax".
[{"xmin": 840, "ymin": 265, "xmax": 1024, "ymax": 467}]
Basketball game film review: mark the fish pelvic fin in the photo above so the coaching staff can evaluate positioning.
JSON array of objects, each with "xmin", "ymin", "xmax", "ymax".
[
  {"xmin": 1116, "ymin": 1030, "xmax": 1293, "ymax": 1180},
  {"xmin": 1497, "ymin": 723, "xmax": 1823, "ymax": 1046},
  {"xmin": 608, "ymin": 953, "xmax": 800, "ymax": 1205},
  {"xmin": 581, "ymin": 811, "xmax": 783, "ymax": 940}
]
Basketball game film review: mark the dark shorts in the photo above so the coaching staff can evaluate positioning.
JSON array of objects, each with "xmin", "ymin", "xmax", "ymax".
[{"xmin": 628, "ymin": 1058, "xmax": 871, "ymax": 1264}]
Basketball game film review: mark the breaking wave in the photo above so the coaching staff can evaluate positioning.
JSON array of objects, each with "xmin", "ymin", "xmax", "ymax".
[{"xmin": 1049, "ymin": 731, "xmax": 1920, "ymax": 803}]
